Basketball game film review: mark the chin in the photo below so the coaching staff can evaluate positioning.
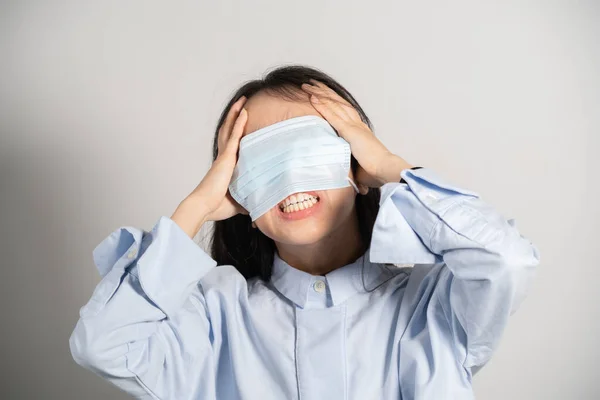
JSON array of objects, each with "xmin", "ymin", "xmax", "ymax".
[
  {"xmin": 275, "ymin": 232, "xmax": 327, "ymax": 247},
  {"xmin": 263, "ymin": 217, "xmax": 331, "ymax": 246}
]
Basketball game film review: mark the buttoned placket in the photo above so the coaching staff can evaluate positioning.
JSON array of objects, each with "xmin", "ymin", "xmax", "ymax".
[
  {"xmin": 304, "ymin": 275, "xmax": 331, "ymax": 309},
  {"xmin": 294, "ymin": 275, "xmax": 347, "ymax": 399}
]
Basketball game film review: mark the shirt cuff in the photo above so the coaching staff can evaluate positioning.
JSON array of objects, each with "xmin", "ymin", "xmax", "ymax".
[
  {"xmin": 134, "ymin": 216, "xmax": 217, "ymax": 318},
  {"xmin": 369, "ymin": 167, "xmax": 480, "ymax": 264},
  {"xmin": 81, "ymin": 224, "xmax": 147, "ymax": 318},
  {"xmin": 399, "ymin": 166, "xmax": 424, "ymax": 184},
  {"xmin": 88, "ymin": 216, "xmax": 217, "ymax": 319}
]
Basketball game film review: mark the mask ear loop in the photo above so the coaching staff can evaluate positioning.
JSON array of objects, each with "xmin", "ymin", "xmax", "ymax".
[{"xmin": 347, "ymin": 177, "xmax": 360, "ymax": 193}]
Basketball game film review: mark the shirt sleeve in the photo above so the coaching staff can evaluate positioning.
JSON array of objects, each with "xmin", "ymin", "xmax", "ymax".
[
  {"xmin": 69, "ymin": 216, "xmax": 218, "ymax": 399},
  {"xmin": 370, "ymin": 167, "xmax": 541, "ymax": 369}
]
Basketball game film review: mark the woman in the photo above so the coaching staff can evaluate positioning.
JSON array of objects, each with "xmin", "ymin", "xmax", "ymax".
[{"xmin": 69, "ymin": 65, "xmax": 540, "ymax": 399}]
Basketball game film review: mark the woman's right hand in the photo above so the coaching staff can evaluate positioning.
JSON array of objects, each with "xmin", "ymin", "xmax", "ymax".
[{"xmin": 171, "ymin": 96, "xmax": 249, "ymax": 237}]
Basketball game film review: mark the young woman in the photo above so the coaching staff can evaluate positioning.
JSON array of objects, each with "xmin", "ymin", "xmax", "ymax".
[{"xmin": 69, "ymin": 65, "xmax": 540, "ymax": 399}]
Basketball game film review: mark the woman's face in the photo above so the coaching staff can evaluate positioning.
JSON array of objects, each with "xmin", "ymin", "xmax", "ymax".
[{"xmin": 240, "ymin": 90, "xmax": 360, "ymax": 246}]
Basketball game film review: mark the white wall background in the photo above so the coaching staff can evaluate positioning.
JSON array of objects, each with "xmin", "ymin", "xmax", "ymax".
[{"xmin": 0, "ymin": 1, "xmax": 598, "ymax": 398}]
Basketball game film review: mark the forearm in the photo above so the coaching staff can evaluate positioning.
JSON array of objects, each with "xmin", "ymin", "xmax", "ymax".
[
  {"xmin": 171, "ymin": 194, "xmax": 211, "ymax": 239},
  {"xmin": 377, "ymin": 154, "xmax": 415, "ymax": 185},
  {"xmin": 372, "ymin": 167, "xmax": 540, "ymax": 367},
  {"xmin": 70, "ymin": 216, "xmax": 217, "ymax": 397}
]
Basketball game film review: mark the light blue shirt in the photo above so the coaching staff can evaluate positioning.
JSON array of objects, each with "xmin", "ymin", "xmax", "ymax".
[{"xmin": 69, "ymin": 167, "xmax": 540, "ymax": 399}]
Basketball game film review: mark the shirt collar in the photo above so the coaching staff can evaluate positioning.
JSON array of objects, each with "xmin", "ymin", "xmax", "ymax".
[{"xmin": 270, "ymin": 248, "xmax": 408, "ymax": 308}]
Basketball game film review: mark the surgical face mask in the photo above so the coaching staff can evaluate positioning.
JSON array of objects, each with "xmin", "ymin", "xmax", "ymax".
[{"xmin": 228, "ymin": 115, "xmax": 359, "ymax": 221}]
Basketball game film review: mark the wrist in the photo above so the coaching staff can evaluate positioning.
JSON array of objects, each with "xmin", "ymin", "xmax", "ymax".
[
  {"xmin": 377, "ymin": 154, "xmax": 414, "ymax": 185},
  {"xmin": 170, "ymin": 196, "xmax": 211, "ymax": 238}
]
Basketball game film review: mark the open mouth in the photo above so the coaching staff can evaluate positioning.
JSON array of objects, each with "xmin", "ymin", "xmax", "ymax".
[{"xmin": 278, "ymin": 192, "xmax": 320, "ymax": 214}]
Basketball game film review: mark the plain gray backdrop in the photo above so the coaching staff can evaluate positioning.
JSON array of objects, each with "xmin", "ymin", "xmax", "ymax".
[{"xmin": 1, "ymin": 1, "xmax": 598, "ymax": 399}]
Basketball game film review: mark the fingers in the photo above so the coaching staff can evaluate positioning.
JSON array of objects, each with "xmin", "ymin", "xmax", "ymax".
[
  {"xmin": 225, "ymin": 108, "xmax": 247, "ymax": 155},
  {"xmin": 308, "ymin": 95, "xmax": 347, "ymax": 132},
  {"xmin": 224, "ymin": 97, "xmax": 247, "ymax": 135},
  {"xmin": 304, "ymin": 79, "xmax": 352, "ymax": 107},
  {"xmin": 218, "ymin": 96, "xmax": 247, "ymax": 152},
  {"xmin": 301, "ymin": 81, "xmax": 360, "ymax": 121}
]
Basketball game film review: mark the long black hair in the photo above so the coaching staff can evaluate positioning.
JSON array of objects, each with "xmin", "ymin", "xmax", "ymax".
[{"xmin": 209, "ymin": 65, "xmax": 381, "ymax": 282}]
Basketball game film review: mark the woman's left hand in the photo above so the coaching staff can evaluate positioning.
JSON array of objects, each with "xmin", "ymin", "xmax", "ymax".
[{"xmin": 301, "ymin": 79, "xmax": 413, "ymax": 191}]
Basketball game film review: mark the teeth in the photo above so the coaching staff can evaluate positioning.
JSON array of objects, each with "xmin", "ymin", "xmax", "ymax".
[{"xmin": 280, "ymin": 193, "xmax": 319, "ymax": 213}]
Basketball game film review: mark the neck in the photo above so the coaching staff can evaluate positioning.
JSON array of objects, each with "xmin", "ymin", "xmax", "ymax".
[{"xmin": 275, "ymin": 208, "xmax": 366, "ymax": 276}]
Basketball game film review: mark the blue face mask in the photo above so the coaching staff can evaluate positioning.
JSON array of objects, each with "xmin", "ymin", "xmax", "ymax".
[{"xmin": 228, "ymin": 115, "xmax": 359, "ymax": 221}]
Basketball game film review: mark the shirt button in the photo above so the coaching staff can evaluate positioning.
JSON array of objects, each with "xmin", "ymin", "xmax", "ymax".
[
  {"xmin": 313, "ymin": 280, "xmax": 326, "ymax": 293},
  {"xmin": 425, "ymin": 192, "xmax": 438, "ymax": 201},
  {"xmin": 127, "ymin": 249, "xmax": 138, "ymax": 259}
]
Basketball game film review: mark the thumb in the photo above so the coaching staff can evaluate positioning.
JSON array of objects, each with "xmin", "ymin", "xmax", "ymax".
[
  {"xmin": 355, "ymin": 164, "xmax": 380, "ymax": 190},
  {"xmin": 309, "ymin": 95, "xmax": 346, "ymax": 133},
  {"xmin": 227, "ymin": 191, "xmax": 249, "ymax": 215}
]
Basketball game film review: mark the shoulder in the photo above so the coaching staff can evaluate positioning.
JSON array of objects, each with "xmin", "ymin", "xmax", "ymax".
[
  {"xmin": 401, "ymin": 263, "xmax": 448, "ymax": 302},
  {"xmin": 195, "ymin": 265, "xmax": 272, "ymax": 306},
  {"xmin": 380, "ymin": 263, "xmax": 444, "ymax": 288},
  {"xmin": 394, "ymin": 263, "xmax": 460, "ymax": 329},
  {"xmin": 408, "ymin": 263, "xmax": 446, "ymax": 284},
  {"xmin": 198, "ymin": 264, "xmax": 248, "ymax": 294}
]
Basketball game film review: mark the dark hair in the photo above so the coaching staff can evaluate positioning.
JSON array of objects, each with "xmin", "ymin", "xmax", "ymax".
[{"xmin": 209, "ymin": 65, "xmax": 381, "ymax": 282}]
